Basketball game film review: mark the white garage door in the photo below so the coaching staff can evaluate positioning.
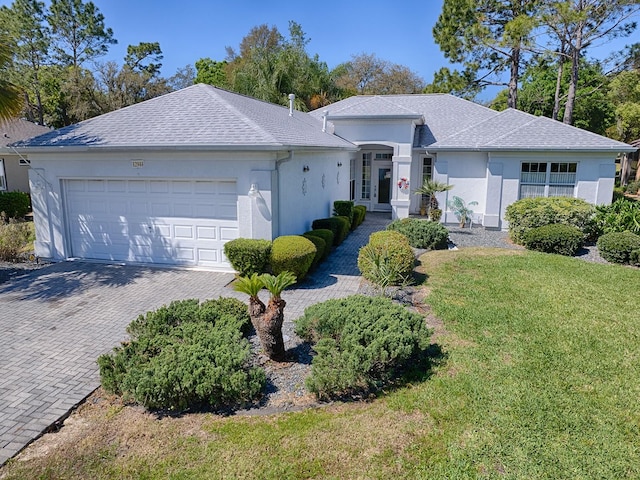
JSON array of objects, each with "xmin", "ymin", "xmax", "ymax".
[{"xmin": 64, "ymin": 179, "xmax": 238, "ymax": 269}]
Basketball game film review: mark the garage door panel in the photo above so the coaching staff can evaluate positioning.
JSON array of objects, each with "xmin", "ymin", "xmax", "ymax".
[{"xmin": 65, "ymin": 179, "xmax": 238, "ymax": 269}]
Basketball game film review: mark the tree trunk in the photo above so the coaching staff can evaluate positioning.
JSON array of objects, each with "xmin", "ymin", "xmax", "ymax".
[
  {"xmin": 507, "ymin": 47, "xmax": 520, "ymax": 109},
  {"xmin": 552, "ymin": 51, "xmax": 565, "ymax": 121},
  {"xmin": 563, "ymin": 24, "xmax": 583, "ymax": 125},
  {"xmin": 254, "ymin": 297, "xmax": 287, "ymax": 361},
  {"xmin": 620, "ymin": 153, "xmax": 631, "ymax": 186}
]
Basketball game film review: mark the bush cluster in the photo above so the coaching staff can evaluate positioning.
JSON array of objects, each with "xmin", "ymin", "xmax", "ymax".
[
  {"xmin": 357, "ymin": 230, "xmax": 415, "ymax": 287},
  {"xmin": 505, "ymin": 197, "xmax": 596, "ymax": 244},
  {"xmin": 294, "ymin": 295, "xmax": 431, "ymax": 400},
  {"xmin": 0, "ymin": 191, "xmax": 30, "ymax": 220},
  {"xmin": 624, "ymin": 181, "xmax": 639, "ymax": 195},
  {"xmin": 223, "ymin": 238, "xmax": 272, "ymax": 276},
  {"xmin": 304, "ymin": 229, "xmax": 334, "ymax": 260},
  {"xmin": 352, "ymin": 205, "xmax": 366, "ymax": 229},
  {"xmin": 386, "ymin": 218, "xmax": 449, "ymax": 249},
  {"xmin": 596, "ymin": 231, "xmax": 640, "ymax": 265},
  {"xmin": 311, "ymin": 217, "xmax": 342, "ymax": 244},
  {"xmin": 0, "ymin": 216, "xmax": 31, "ymax": 261},
  {"xmin": 522, "ymin": 224, "xmax": 584, "ymax": 256},
  {"xmin": 270, "ymin": 235, "xmax": 316, "ymax": 279},
  {"xmin": 97, "ymin": 298, "xmax": 265, "ymax": 411},
  {"xmin": 333, "ymin": 200, "xmax": 354, "ymax": 226},
  {"xmin": 301, "ymin": 233, "xmax": 325, "ymax": 270},
  {"xmin": 594, "ymin": 198, "xmax": 640, "ymax": 236}
]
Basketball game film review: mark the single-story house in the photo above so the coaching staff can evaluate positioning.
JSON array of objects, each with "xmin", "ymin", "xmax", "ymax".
[
  {"xmin": 309, "ymin": 95, "xmax": 637, "ymax": 227},
  {"xmin": 1, "ymin": 118, "xmax": 50, "ymax": 192},
  {"xmin": 14, "ymin": 85, "xmax": 636, "ymax": 271}
]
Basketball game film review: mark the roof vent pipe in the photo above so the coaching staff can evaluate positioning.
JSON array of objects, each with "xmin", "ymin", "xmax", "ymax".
[
  {"xmin": 288, "ymin": 94, "xmax": 295, "ymax": 116},
  {"xmin": 322, "ymin": 110, "xmax": 328, "ymax": 132}
]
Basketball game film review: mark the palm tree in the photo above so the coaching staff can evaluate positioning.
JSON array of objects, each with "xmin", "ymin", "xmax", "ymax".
[
  {"xmin": 413, "ymin": 179, "xmax": 454, "ymax": 217},
  {"xmin": 0, "ymin": 39, "xmax": 23, "ymax": 121},
  {"xmin": 234, "ymin": 271, "xmax": 296, "ymax": 361}
]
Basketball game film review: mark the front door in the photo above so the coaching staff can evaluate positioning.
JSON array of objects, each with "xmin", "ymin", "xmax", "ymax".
[{"xmin": 374, "ymin": 166, "xmax": 392, "ymax": 211}]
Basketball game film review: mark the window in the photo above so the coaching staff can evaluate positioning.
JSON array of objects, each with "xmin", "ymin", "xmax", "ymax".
[
  {"xmin": 520, "ymin": 162, "xmax": 577, "ymax": 198},
  {"xmin": 349, "ymin": 158, "xmax": 356, "ymax": 201},
  {"xmin": 0, "ymin": 159, "xmax": 6, "ymax": 191},
  {"xmin": 361, "ymin": 153, "xmax": 371, "ymax": 200},
  {"xmin": 375, "ymin": 153, "xmax": 392, "ymax": 160},
  {"xmin": 420, "ymin": 156, "xmax": 433, "ymax": 204}
]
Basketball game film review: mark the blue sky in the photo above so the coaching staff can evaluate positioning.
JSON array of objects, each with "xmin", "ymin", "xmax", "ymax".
[{"xmin": 2, "ymin": 0, "xmax": 638, "ymax": 101}]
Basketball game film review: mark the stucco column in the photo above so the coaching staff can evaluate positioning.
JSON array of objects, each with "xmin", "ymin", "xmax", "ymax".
[
  {"xmin": 28, "ymin": 168, "xmax": 53, "ymax": 258},
  {"xmin": 390, "ymin": 155, "xmax": 411, "ymax": 219},
  {"xmin": 485, "ymin": 162, "xmax": 504, "ymax": 228}
]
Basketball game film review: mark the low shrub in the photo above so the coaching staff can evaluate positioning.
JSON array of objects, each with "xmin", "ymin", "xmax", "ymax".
[
  {"xmin": 302, "ymin": 233, "xmax": 326, "ymax": 270},
  {"xmin": 333, "ymin": 200, "xmax": 354, "ymax": 226},
  {"xmin": 0, "ymin": 216, "xmax": 31, "ymax": 261},
  {"xmin": 223, "ymin": 238, "xmax": 272, "ymax": 276},
  {"xmin": 625, "ymin": 181, "xmax": 639, "ymax": 195},
  {"xmin": 97, "ymin": 298, "xmax": 264, "ymax": 411},
  {"xmin": 294, "ymin": 295, "xmax": 431, "ymax": 400},
  {"xmin": 386, "ymin": 218, "xmax": 449, "ymax": 249},
  {"xmin": 304, "ymin": 229, "xmax": 334, "ymax": 260},
  {"xmin": 353, "ymin": 205, "xmax": 366, "ymax": 228},
  {"xmin": 597, "ymin": 231, "xmax": 640, "ymax": 264},
  {"xmin": 630, "ymin": 249, "xmax": 640, "ymax": 266},
  {"xmin": 312, "ymin": 217, "xmax": 341, "ymax": 243},
  {"xmin": 522, "ymin": 224, "xmax": 584, "ymax": 256},
  {"xmin": 270, "ymin": 235, "xmax": 316, "ymax": 280},
  {"xmin": 594, "ymin": 198, "xmax": 640, "ymax": 235},
  {"xmin": 357, "ymin": 230, "xmax": 415, "ymax": 287},
  {"xmin": 505, "ymin": 197, "xmax": 596, "ymax": 244},
  {"xmin": 334, "ymin": 216, "xmax": 351, "ymax": 244},
  {"xmin": 0, "ymin": 191, "xmax": 30, "ymax": 220}
]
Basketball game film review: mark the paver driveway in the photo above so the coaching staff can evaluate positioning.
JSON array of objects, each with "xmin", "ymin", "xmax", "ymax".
[{"xmin": 0, "ymin": 213, "xmax": 389, "ymax": 465}]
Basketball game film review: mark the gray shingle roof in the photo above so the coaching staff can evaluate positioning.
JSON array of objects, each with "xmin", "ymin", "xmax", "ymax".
[
  {"xmin": 312, "ymin": 94, "xmax": 635, "ymax": 152},
  {"xmin": 1, "ymin": 119, "xmax": 50, "ymax": 148},
  {"xmin": 13, "ymin": 84, "xmax": 356, "ymax": 151}
]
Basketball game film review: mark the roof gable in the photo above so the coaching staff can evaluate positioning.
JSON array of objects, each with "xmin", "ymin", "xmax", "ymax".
[{"xmin": 14, "ymin": 85, "xmax": 356, "ymax": 151}]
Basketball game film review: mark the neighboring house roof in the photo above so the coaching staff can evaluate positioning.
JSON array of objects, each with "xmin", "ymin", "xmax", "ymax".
[
  {"xmin": 13, "ymin": 84, "xmax": 357, "ymax": 151},
  {"xmin": 1, "ymin": 118, "xmax": 50, "ymax": 148},
  {"xmin": 312, "ymin": 94, "xmax": 635, "ymax": 153}
]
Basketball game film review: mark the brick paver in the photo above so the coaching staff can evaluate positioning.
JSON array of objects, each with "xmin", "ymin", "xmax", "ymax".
[{"xmin": 0, "ymin": 213, "xmax": 389, "ymax": 465}]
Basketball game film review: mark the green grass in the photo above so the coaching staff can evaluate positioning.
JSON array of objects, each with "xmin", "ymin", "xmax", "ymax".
[{"xmin": 2, "ymin": 249, "xmax": 639, "ymax": 479}]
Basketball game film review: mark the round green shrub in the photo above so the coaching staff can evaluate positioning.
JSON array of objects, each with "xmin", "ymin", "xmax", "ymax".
[
  {"xmin": 97, "ymin": 298, "xmax": 264, "ymax": 411},
  {"xmin": 386, "ymin": 218, "xmax": 449, "ymax": 249},
  {"xmin": 505, "ymin": 197, "xmax": 596, "ymax": 244},
  {"xmin": 357, "ymin": 230, "xmax": 415, "ymax": 286},
  {"xmin": 597, "ymin": 231, "xmax": 640, "ymax": 264},
  {"xmin": 626, "ymin": 181, "xmax": 639, "ymax": 195},
  {"xmin": 334, "ymin": 216, "xmax": 351, "ymax": 244},
  {"xmin": 270, "ymin": 235, "xmax": 316, "ymax": 280},
  {"xmin": 223, "ymin": 238, "xmax": 272, "ymax": 276},
  {"xmin": 333, "ymin": 200, "xmax": 354, "ymax": 226},
  {"xmin": 0, "ymin": 191, "xmax": 30, "ymax": 219},
  {"xmin": 630, "ymin": 249, "xmax": 640, "ymax": 266},
  {"xmin": 312, "ymin": 217, "xmax": 341, "ymax": 244},
  {"xmin": 294, "ymin": 295, "xmax": 431, "ymax": 400},
  {"xmin": 353, "ymin": 205, "xmax": 366, "ymax": 228},
  {"xmin": 304, "ymin": 229, "xmax": 334, "ymax": 259},
  {"xmin": 302, "ymin": 233, "xmax": 326, "ymax": 270},
  {"xmin": 522, "ymin": 223, "xmax": 584, "ymax": 256}
]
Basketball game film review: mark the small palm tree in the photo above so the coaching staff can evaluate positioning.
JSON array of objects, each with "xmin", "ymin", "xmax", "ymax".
[
  {"xmin": 234, "ymin": 271, "xmax": 296, "ymax": 361},
  {"xmin": 414, "ymin": 179, "xmax": 454, "ymax": 217},
  {"xmin": 447, "ymin": 196, "xmax": 478, "ymax": 228},
  {"xmin": 0, "ymin": 39, "xmax": 22, "ymax": 121}
]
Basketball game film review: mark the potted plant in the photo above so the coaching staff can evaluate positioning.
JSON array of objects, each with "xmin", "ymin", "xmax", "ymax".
[
  {"xmin": 447, "ymin": 196, "xmax": 478, "ymax": 228},
  {"xmin": 414, "ymin": 179, "xmax": 454, "ymax": 218}
]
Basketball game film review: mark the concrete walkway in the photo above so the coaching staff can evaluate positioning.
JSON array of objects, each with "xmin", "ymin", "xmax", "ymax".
[{"xmin": 0, "ymin": 212, "xmax": 389, "ymax": 465}]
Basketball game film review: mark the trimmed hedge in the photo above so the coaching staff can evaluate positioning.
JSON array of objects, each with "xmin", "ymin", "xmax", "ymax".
[
  {"xmin": 597, "ymin": 231, "xmax": 640, "ymax": 264},
  {"xmin": 302, "ymin": 233, "xmax": 326, "ymax": 270},
  {"xmin": 522, "ymin": 223, "xmax": 584, "ymax": 256},
  {"xmin": 333, "ymin": 200, "xmax": 354, "ymax": 226},
  {"xmin": 270, "ymin": 235, "xmax": 316, "ymax": 280},
  {"xmin": 357, "ymin": 230, "xmax": 415, "ymax": 286},
  {"xmin": 97, "ymin": 298, "xmax": 264, "ymax": 411},
  {"xmin": 294, "ymin": 295, "xmax": 431, "ymax": 400},
  {"xmin": 353, "ymin": 205, "xmax": 366, "ymax": 228},
  {"xmin": 304, "ymin": 229, "xmax": 334, "ymax": 260},
  {"xmin": 386, "ymin": 218, "xmax": 449, "ymax": 249},
  {"xmin": 0, "ymin": 191, "xmax": 30, "ymax": 220},
  {"xmin": 312, "ymin": 217, "xmax": 349, "ymax": 245},
  {"xmin": 223, "ymin": 238, "xmax": 272, "ymax": 276},
  {"xmin": 505, "ymin": 197, "xmax": 596, "ymax": 244}
]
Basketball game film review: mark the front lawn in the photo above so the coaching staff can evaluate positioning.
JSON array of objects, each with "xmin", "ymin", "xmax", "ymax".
[{"xmin": 2, "ymin": 248, "xmax": 639, "ymax": 479}]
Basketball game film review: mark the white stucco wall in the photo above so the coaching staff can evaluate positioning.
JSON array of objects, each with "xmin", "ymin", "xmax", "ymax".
[{"xmin": 27, "ymin": 148, "xmax": 351, "ymax": 262}]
